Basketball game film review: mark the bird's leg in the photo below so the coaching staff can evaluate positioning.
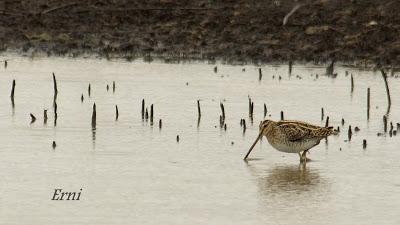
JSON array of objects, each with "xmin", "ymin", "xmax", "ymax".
[{"xmin": 301, "ymin": 150, "xmax": 309, "ymax": 162}]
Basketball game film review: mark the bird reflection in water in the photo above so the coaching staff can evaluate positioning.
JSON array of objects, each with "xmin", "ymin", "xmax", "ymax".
[{"xmin": 250, "ymin": 164, "xmax": 324, "ymax": 195}]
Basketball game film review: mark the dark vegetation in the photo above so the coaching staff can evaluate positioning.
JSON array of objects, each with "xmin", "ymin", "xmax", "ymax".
[{"xmin": 1, "ymin": 0, "xmax": 400, "ymax": 64}]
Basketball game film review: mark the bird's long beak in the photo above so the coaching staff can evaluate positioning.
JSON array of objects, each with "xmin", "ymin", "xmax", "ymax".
[{"xmin": 244, "ymin": 132, "xmax": 263, "ymax": 160}]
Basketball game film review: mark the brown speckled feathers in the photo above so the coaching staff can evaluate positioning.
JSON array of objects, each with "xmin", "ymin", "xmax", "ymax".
[{"xmin": 276, "ymin": 120, "xmax": 337, "ymax": 142}]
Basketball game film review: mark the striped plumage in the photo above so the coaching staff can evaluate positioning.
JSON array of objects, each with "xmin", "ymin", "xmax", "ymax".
[{"xmin": 244, "ymin": 119, "xmax": 337, "ymax": 162}]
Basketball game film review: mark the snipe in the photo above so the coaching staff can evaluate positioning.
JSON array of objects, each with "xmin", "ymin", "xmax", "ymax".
[{"xmin": 244, "ymin": 120, "xmax": 337, "ymax": 162}]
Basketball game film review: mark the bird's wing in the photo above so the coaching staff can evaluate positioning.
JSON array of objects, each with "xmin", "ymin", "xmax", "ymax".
[
  {"xmin": 277, "ymin": 122, "xmax": 313, "ymax": 141},
  {"xmin": 279, "ymin": 120, "xmax": 321, "ymax": 129}
]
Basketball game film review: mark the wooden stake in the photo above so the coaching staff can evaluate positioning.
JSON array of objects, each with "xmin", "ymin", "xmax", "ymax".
[
  {"xmin": 159, "ymin": 119, "xmax": 162, "ymax": 129},
  {"xmin": 383, "ymin": 115, "xmax": 387, "ymax": 132},
  {"xmin": 380, "ymin": 69, "xmax": 391, "ymax": 115},
  {"xmin": 176, "ymin": 135, "xmax": 180, "ymax": 142},
  {"xmin": 106, "ymin": 84, "xmax": 109, "ymax": 91},
  {"xmin": 145, "ymin": 108, "xmax": 149, "ymax": 120},
  {"xmin": 91, "ymin": 103, "xmax": 96, "ymax": 128},
  {"xmin": 248, "ymin": 97, "xmax": 252, "ymax": 117},
  {"xmin": 363, "ymin": 139, "xmax": 367, "ymax": 149},
  {"xmin": 321, "ymin": 107, "xmax": 324, "ymax": 121},
  {"xmin": 325, "ymin": 116, "xmax": 329, "ymax": 127},
  {"xmin": 367, "ymin": 88, "xmax": 370, "ymax": 120},
  {"xmin": 81, "ymin": 94, "xmax": 84, "ymax": 102},
  {"xmin": 54, "ymin": 102, "xmax": 58, "ymax": 126},
  {"xmin": 264, "ymin": 104, "xmax": 267, "ymax": 118},
  {"xmin": 258, "ymin": 68, "xmax": 262, "ymax": 81},
  {"xmin": 348, "ymin": 125, "xmax": 352, "ymax": 141},
  {"xmin": 243, "ymin": 119, "xmax": 246, "ymax": 133},
  {"xmin": 52, "ymin": 73, "xmax": 58, "ymax": 96},
  {"xmin": 115, "ymin": 105, "xmax": 119, "ymax": 121},
  {"xmin": 214, "ymin": 66, "xmax": 217, "ymax": 73},
  {"xmin": 220, "ymin": 103, "xmax": 225, "ymax": 120},
  {"xmin": 280, "ymin": 111, "xmax": 284, "ymax": 120},
  {"xmin": 10, "ymin": 79, "xmax": 15, "ymax": 105},
  {"xmin": 150, "ymin": 104, "xmax": 154, "ymax": 125},
  {"xmin": 197, "ymin": 100, "xmax": 201, "ymax": 118},
  {"xmin": 4, "ymin": 60, "xmax": 7, "ymax": 68},
  {"xmin": 44, "ymin": 109, "xmax": 48, "ymax": 124},
  {"xmin": 141, "ymin": 99, "xmax": 145, "ymax": 119},
  {"xmin": 289, "ymin": 61, "xmax": 293, "ymax": 75},
  {"xmin": 113, "ymin": 81, "xmax": 115, "ymax": 93},
  {"xmin": 88, "ymin": 84, "xmax": 91, "ymax": 97},
  {"xmin": 351, "ymin": 74, "xmax": 354, "ymax": 93},
  {"xmin": 341, "ymin": 118, "xmax": 345, "ymax": 126},
  {"xmin": 250, "ymin": 102, "xmax": 254, "ymax": 118}
]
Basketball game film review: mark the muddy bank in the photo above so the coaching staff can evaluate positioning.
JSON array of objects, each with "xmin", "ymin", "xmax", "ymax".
[{"xmin": 1, "ymin": 0, "xmax": 400, "ymax": 65}]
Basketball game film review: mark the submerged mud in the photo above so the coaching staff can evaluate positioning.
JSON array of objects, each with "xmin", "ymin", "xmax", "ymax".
[{"xmin": 1, "ymin": 0, "xmax": 400, "ymax": 64}]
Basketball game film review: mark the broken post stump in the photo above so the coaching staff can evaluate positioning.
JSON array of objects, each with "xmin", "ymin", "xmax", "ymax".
[
  {"xmin": 44, "ymin": 109, "xmax": 48, "ymax": 124},
  {"xmin": 30, "ymin": 113, "xmax": 36, "ymax": 124}
]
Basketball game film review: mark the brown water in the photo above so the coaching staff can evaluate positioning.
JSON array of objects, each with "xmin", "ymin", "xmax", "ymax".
[{"xmin": 1, "ymin": 55, "xmax": 400, "ymax": 225}]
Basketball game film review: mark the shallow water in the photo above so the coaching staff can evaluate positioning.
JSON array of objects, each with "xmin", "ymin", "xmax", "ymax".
[{"xmin": 1, "ymin": 55, "xmax": 400, "ymax": 225}]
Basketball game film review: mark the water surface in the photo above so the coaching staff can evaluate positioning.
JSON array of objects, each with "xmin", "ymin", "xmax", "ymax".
[{"xmin": 1, "ymin": 55, "xmax": 399, "ymax": 225}]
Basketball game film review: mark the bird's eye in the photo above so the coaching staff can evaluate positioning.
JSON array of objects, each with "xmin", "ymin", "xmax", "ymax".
[{"xmin": 259, "ymin": 121, "xmax": 268, "ymax": 130}]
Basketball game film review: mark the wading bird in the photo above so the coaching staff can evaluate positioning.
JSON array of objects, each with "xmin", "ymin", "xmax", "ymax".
[{"xmin": 244, "ymin": 120, "xmax": 337, "ymax": 162}]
